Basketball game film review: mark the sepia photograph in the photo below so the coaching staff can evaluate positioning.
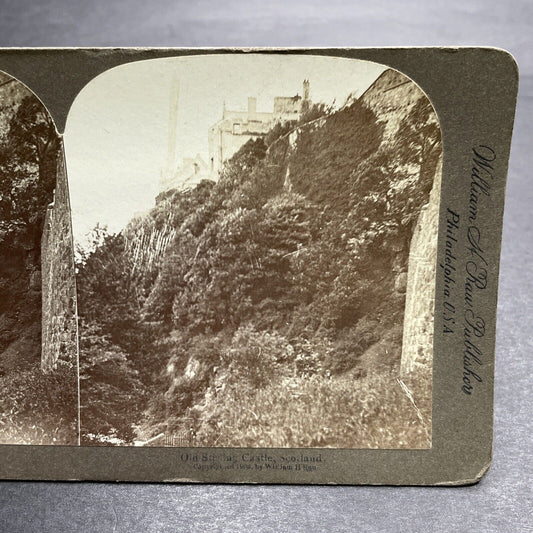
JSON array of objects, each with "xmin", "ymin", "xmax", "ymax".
[
  {"xmin": 0, "ymin": 2, "xmax": 526, "ymax": 524},
  {"xmin": 0, "ymin": 71, "xmax": 78, "ymax": 445},
  {"xmin": 63, "ymin": 54, "xmax": 441, "ymax": 449},
  {"xmin": 0, "ymin": 53, "xmax": 442, "ymax": 449}
]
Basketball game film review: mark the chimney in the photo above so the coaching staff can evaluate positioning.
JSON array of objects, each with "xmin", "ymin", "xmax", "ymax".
[{"xmin": 248, "ymin": 97, "xmax": 257, "ymax": 114}]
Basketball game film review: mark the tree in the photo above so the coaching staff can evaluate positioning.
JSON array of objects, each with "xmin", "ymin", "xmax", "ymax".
[
  {"xmin": 395, "ymin": 97, "xmax": 442, "ymax": 181},
  {"xmin": 0, "ymin": 89, "xmax": 59, "ymax": 371},
  {"xmin": 79, "ymin": 321, "xmax": 147, "ymax": 445},
  {"xmin": 0, "ymin": 94, "xmax": 59, "ymax": 242}
]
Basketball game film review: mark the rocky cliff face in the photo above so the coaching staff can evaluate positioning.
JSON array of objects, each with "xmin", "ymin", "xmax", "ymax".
[
  {"xmin": 41, "ymin": 143, "xmax": 77, "ymax": 372},
  {"xmin": 0, "ymin": 78, "xmax": 78, "ymax": 445},
  {"xmin": 0, "ymin": 75, "xmax": 56, "ymax": 373},
  {"xmin": 360, "ymin": 69, "xmax": 441, "ymax": 387},
  {"xmin": 0, "ymin": 71, "xmax": 24, "ymax": 138}
]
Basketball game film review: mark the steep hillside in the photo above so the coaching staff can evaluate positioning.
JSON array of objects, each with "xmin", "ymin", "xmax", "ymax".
[
  {"xmin": 78, "ymin": 71, "xmax": 441, "ymax": 448},
  {"xmin": 0, "ymin": 75, "xmax": 77, "ymax": 445},
  {"xmin": 0, "ymin": 79, "xmax": 59, "ymax": 372}
]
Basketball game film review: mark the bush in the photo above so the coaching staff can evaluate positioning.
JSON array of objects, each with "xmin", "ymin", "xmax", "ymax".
[
  {"xmin": 0, "ymin": 362, "xmax": 78, "ymax": 445},
  {"xmin": 194, "ymin": 371, "xmax": 430, "ymax": 449},
  {"xmin": 79, "ymin": 321, "xmax": 147, "ymax": 445},
  {"xmin": 325, "ymin": 319, "xmax": 380, "ymax": 374},
  {"xmin": 222, "ymin": 324, "xmax": 294, "ymax": 387}
]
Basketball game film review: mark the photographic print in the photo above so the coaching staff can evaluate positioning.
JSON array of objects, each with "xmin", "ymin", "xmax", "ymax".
[
  {"xmin": 63, "ymin": 54, "xmax": 441, "ymax": 449},
  {"xmin": 0, "ymin": 47, "xmax": 518, "ymax": 483},
  {"xmin": 0, "ymin": 71, "xmax": 78, "ymax": 445}
]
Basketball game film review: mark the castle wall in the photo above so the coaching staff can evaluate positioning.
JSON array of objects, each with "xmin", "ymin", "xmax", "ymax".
[
  {"xmin": 400, "ymin": 155, "xmax": 442, "ymax": 376},
  {"xmin": 359, "ymin": 69, "xmax": 441, "ymax": 379},
  {"xmin": 41, "ymin": 142, "xmax": 78, "ymax": 373},
  {"xmin": 360, "ymin": 69, "xmax": 426, "ymax": 139}
]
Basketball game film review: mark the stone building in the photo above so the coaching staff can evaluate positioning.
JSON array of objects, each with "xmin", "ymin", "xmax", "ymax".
[
  {"xmin": 208, "ymin": 80, "xmax": 310, "ymax": 175},
  {"xmin": 160, "ymin": 153, "xmax": 210, "ymax": 192}
]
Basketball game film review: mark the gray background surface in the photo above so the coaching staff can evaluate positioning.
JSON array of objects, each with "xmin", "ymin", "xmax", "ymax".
[{"xmin": 0, "ymin": 1, "xmax": 531, "ymax": 531}]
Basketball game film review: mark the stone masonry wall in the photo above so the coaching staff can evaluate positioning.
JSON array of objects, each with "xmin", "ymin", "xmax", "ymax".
[
  {"xmin": 360, "ymin": 68, "xmax": 426, "ymax": 140},
  {"xmin": 360, "ymin": 69, "xmax": 442, "ymax": 379},
  {"xmin": 41, "ymin": 141, "xmax": 78, "ymax": 373},
  {"xmin": 400, "ymin": 154, "xmax": 442, "ymax": 376}
]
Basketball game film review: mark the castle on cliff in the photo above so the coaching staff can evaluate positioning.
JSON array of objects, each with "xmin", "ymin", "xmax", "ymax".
[
  {"xmin": 207, "ymin": 80, "xmax": 311, "ymax": 176},
  {"xmin": 159, "ymin": 153, "xmax": 210, "ymax": 193},
  {"xmin": 160, "ymin": 80, "xmax": 311, "ymax": 192}
]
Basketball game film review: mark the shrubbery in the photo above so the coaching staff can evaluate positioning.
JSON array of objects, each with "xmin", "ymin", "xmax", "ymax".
[
  {"xmin": 193, "ymin": 371, "xmax": 430, "ymax": 448},
  {"xmin": 0, "ymin": 86, "xmax": 71, "ymax": 444},
  {"xmin": 77, "ymin": 94, "xmax": 440, "ymax": 447},
  {"xmin": 0, "ymin": 362, "xmax": 77, "ymax": 445}
]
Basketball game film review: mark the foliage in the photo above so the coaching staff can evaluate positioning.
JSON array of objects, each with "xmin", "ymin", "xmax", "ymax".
[
  {"xmin": 395, "ymin": 97, "xmax": 441, "ymax": 173},
  {"xmin": 77, "ymin": 228, "xmax": 162, "ymax": 443},
  {"xmin": 0, "ymin": 94, "xmax": 58, "ymax": 243},
  {"xmin": 264, "ymin": 121, "xmax": 295, "ymax": 147},
  {"xmin": 193, "ymin": 371, "xmax": 430, "ymax": 448},
  {"xmin": 287, "ymin": 99, "xmax": 383, "ymax": 211},
  {"xmin": 0, "ymin": 88, "xmax": 59, "ymax": 356},
  {"xmin": 78, "ymin": 88, "xmax": 440, "ymax": 448},
  {"xmin": 297, "ymin": 101, "xmax": 333, "ymax": 125},
  {"xmin": 0, "ymin": 362, "xmax": 77, "ymax": 445},
  {"xmin": 221, "ymin": 324, "xmax": 294, "ymax": 387},
  {"xmin": 79, "ymin": 320, "xmax": 147, "ymax": 445},
  {"xmin": 0, "ymin": 84, "xmax": 69, "ymax": 445}
]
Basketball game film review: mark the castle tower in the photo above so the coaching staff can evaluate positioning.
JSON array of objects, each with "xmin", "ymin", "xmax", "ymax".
[{"xmin": 303, "ymin": 79, "xmax": 310, "ymax": 102}]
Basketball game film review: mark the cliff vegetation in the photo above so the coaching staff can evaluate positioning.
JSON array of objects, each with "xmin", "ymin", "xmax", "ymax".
[
  {"xmin": 78, "ymin": 92, "xmax": 441, "ymax": 448},
  {"xmin": 0, "ymin": 81, "xmax": 77, "ymax": 445}
]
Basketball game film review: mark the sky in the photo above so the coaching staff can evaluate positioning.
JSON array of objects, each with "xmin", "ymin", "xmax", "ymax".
[{"xmin": 64, "ymin": 54, "xmax": 386, "ymax": 247}]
